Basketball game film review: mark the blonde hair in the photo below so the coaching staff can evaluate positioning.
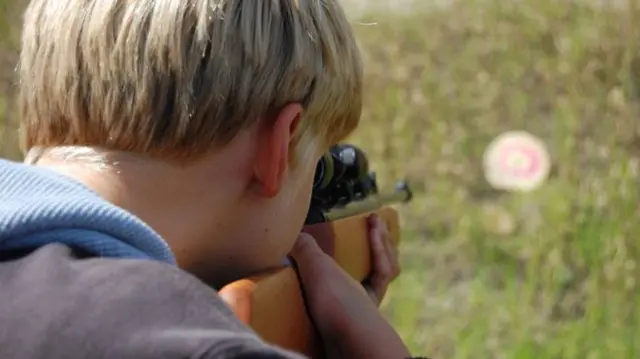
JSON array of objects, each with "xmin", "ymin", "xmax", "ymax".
[{"xmin": 18, "ymin": 0, "xmax": 362, "ymax": 161}]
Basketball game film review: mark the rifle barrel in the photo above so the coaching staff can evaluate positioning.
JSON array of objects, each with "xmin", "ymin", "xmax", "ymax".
[{"xmin": 324, "ymin": 181, "xmax": 412, "ymax": 221}]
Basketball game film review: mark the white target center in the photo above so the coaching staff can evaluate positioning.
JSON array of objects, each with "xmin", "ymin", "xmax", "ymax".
[
  {"xmin": 483, "ymin": 131, "xmax": 551, "ymax": 192},
  {"xmin": 505, "ymin": 150, "xmax": 531, "ymax": 172}
]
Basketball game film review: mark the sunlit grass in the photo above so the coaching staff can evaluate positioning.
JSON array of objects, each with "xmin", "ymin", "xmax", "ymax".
[{"xmin": 348, "ymin": 0, "xmax": 640, "ymax": 358}]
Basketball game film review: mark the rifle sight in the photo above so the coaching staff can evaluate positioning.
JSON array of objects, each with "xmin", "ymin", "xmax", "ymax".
[{"xmin": 305, "ymin": 144, "xmax": 412, "ymax": 225}]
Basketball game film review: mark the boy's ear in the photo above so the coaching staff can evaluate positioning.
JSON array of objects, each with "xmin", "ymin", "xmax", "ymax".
[{"xmin": 253, "ymin": 103, "xmax": 302, "ymax": 198}]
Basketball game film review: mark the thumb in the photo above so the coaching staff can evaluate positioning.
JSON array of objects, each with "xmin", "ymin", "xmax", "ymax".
[
  {"xmin": 289, "ymin": 233, "xmax": 325, "ymax": 279},
  {"xmin": 290, "ymin": 233, "xmax": 323, "ymax": 260}
]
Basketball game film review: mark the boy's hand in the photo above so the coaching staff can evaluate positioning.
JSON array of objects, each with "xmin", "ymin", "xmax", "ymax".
[
  {"xmin": 363, "ymin": 214, "xmax": 401, "ymax": 306},
  {"xmin": 289, "ymin": 219, "xmax": 410, "ymax": 359}
]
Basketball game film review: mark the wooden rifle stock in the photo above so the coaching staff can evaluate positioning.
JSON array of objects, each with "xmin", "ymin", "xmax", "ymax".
[{"xmin": 219, "ymin": 185, "xmax": 411, "ymax": 358}]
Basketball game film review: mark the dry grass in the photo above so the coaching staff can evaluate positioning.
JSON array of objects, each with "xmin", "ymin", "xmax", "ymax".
[
  {"xmin": 348, "ymin": 1, "xmax": 640, "ymax": 358},
  {"xmin": 2, "ymin": 0, "xmax": 640, "ymax": 358}
]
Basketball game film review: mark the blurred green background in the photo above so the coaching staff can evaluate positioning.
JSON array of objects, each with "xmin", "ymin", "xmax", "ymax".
[{"xmin": 1, "ymin": 0, "xmax": 639, "ymax": 358}]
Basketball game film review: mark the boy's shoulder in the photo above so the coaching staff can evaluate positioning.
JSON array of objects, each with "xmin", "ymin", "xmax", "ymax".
[{"xmin": 0, "ymin": 244, "xmax": 303, "ymax": 359}]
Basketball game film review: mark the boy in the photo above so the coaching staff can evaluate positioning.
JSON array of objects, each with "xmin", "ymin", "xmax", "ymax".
[{"xmin": 0, "ymin": 0, "xmax": 412, "ymax": 358}]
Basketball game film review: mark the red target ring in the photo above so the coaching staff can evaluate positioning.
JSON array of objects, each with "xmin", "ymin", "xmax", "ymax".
[{"xmin": 496, "ymin": 144, "xmax": 541, "ymax": 178}]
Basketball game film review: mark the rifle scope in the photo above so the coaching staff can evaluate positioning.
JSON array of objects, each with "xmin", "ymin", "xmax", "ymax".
[
  {"xmin": 305, "ymin": 144, "xmax": 414, "ymax": 225},
  {"xmin": 309, "ymin": 144, "xmax": 378, "ymax": 212}
]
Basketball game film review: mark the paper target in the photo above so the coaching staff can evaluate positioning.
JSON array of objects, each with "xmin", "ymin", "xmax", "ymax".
[{"xmin": 483, "ymin": 131, "xmax": 550, "ymax": 192}]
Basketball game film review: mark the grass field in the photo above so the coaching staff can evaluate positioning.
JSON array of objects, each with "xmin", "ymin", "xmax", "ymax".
[{"xmin": 1, "ymin": 0, "xmax": 640, "ymax": 358}]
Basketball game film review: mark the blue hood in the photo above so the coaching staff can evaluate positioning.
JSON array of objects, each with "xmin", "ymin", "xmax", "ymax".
[{"xmin": 0, "ymin": 159, "xmax": 175, "ymax": 263}]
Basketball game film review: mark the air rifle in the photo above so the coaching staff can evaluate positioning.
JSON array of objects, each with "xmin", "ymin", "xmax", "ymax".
[{"xmin": 219, "ymin": 144, "xmax": 413, "ymax": 358}]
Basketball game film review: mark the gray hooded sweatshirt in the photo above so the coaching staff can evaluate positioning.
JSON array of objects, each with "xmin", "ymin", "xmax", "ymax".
[{"xmin": 0, "ymin": 159, "xmax": 305, "ymax": 359}]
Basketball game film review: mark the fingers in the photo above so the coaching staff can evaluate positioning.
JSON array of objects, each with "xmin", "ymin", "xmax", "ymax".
[
  {"xmin": 366, "ymin": 214, "xmax": 398, "ymax": 304},
  {"xmin": 374, "ymin": 215, "xmax": 401, "ymax": 278},
  {"xmin": 384, "ymin": 229, "xmax": 401, "ymax": 280}
]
